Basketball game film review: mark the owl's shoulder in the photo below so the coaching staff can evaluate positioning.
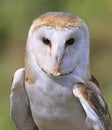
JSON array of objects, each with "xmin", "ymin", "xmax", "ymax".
[{"xmin": 73, "ymin": 75, "xmax": 112, "ymax": 130}]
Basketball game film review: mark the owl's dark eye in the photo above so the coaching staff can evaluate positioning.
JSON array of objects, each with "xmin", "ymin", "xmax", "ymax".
[
  {"xmin": 65, "ymin": 38, "xmax": 75, "ymax": 46},
  {"xmin": 42, "ymin": 37, "xmax": 51, "ymax": 46}
]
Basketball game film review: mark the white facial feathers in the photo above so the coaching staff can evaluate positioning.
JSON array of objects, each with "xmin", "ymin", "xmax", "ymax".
[{"xmin": 26, "ymin": 12, "xmax": 90, "ymax": 79}]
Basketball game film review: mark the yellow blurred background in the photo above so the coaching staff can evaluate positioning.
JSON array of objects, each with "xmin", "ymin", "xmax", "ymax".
[{"xmin": 0, "ymin": 0, "xmax": 112, "ymax": 129}]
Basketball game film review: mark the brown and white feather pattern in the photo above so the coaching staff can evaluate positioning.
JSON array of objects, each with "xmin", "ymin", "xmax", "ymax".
[{"xmin": 73, "ymin": 76, "xmax": 111, "ymax": 130}]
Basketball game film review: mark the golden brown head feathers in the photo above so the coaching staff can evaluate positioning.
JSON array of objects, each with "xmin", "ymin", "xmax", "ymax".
[{"xmin": 32, "ymin": 12, "xmax": 83, "ymax": 30}]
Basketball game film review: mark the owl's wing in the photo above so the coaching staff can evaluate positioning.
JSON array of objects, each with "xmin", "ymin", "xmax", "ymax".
[
  {"xmin": 73, "ymin": 76, "xmax": 112, "ymax": 130},
  {"xmin": 10, "ymin": 68, "xmax": 39, "ymax": 130}
]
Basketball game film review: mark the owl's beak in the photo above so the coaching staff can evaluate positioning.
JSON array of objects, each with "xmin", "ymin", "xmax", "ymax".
[
  {"xmin": 51, "ymin": 54, "xmax": 64, "ymax": 75},
  {"xmin": 54, "ymin": 62, "xmax": 60, "ymax": 72},
  {"xmin": 51, "ymin": 43, "xmax": 65, "ymax": 75}
]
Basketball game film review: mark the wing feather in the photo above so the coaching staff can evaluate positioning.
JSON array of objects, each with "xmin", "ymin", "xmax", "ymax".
[
  {"xmin": 10, "ymin": 68, "xmax": 39, "ymax": 130},
  {"xmin": 73, "ymin": 76, "xmax": 112, "ymax": 130}
]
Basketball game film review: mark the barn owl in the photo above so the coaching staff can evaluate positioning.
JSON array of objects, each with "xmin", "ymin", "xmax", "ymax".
[{"xmin": 10, "ymin": 12, "xmax": 112, "ymax": 130}]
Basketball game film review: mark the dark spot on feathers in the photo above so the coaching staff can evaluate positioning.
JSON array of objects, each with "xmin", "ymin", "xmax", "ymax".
[{"xmin": 90, "ymin": 75, "xmax": 100, "ymax": 87}]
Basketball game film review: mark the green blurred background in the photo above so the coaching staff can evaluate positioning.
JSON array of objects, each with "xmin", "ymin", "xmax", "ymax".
[{"xmin": 0, "ymin": 0, "xmax": 112, "ymax": 129}]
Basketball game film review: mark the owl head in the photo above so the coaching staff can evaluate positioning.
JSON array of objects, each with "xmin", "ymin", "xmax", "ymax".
[{"xmin": 25, "ymin": 12, "xmax": 90, "ymax": 80}]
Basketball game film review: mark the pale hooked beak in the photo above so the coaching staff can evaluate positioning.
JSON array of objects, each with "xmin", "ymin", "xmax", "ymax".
[{"xmin": 51, "ymin": 44, "xmax": 65, "ymax": 75}]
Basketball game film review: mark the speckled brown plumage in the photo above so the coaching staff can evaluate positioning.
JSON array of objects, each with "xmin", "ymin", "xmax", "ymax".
[{"xmin": 77, "ymin": 76, "xmax": 112, "ymax": 130}]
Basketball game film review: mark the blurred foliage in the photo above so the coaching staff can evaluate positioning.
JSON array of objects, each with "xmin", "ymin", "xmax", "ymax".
[{"xmin": 0, "ymin": 0, "xmax": 112, "ymax": 129}]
